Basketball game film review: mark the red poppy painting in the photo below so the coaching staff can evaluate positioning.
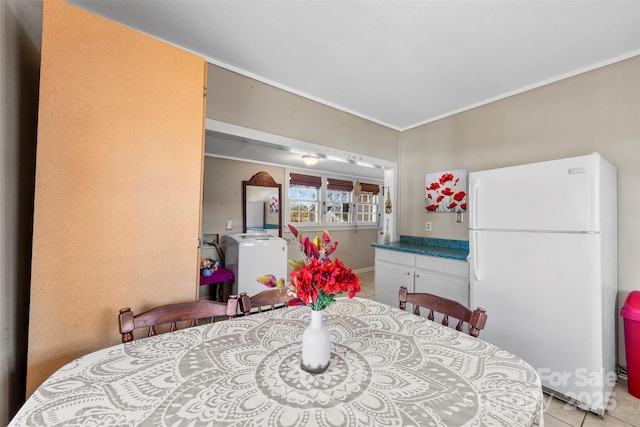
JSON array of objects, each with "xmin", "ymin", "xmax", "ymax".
[{"xmin": 425, "ymin": 169, "xmax": 467, "ymax": 213}]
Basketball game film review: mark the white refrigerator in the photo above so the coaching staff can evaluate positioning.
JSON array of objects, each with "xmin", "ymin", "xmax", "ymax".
[{"xmin": 468, "ymin": 153, "xmax": 617, "ymax": 415}]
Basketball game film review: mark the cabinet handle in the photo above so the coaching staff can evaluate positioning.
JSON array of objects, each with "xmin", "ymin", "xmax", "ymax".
[
  {"xmin": 415, "ymin": 274, "xmax": 420, "ymax": 278},
  {"xmin": 406, "ymin": 272, "xmax": 411, "ymax": 275}
]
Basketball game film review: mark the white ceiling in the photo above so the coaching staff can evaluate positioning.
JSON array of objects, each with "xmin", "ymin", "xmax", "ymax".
[{"xmin": 68, "ymin": 0, "xmax": 639, "ymax": 132}]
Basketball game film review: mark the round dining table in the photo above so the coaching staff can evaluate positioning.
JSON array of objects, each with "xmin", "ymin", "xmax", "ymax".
[{"xmin": 10, "ymin": 298, "xmax": 543, "ymax": 426}]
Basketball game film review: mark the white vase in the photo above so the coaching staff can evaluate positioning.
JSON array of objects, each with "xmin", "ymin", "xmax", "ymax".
[{"xmin": 301, "ymin": 309, "xmax": 331, "ymax": 374}]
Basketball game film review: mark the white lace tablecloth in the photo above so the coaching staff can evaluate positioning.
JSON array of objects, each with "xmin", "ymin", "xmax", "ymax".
[{"xmin": 11, "ymin": 298, "xmax": 543, "ymax": 426}]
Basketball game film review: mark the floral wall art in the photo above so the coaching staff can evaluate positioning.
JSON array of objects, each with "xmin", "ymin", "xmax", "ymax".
[
  {"xmin": 269, "ymin": 194, "xmax": 279, "ymax": 213},
  {"xmin": 425, "ymin": 169, "xmax": 467, "ymax": 213}
]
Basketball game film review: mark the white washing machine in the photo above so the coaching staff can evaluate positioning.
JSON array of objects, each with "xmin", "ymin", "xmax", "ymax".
[{"xmin": 225, "ymin": 233, "xmax": 288, "ymax": 297}]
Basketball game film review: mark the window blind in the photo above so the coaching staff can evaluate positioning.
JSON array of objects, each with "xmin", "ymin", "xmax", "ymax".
[
  {"xmin": 327, "ymin": 178, "xmax": 354, "ymax": 192},
  {"xmin": 358, "ymin": 182, "xmax": 380, "ymax": 195},
  {"xmin": 290, "ymin": 173, "xmax": 322, "ymax": 188}
]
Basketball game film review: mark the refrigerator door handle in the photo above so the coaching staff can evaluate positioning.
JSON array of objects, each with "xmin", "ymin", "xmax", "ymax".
[
  {"xmin": 469, "ymin": 232, "xmax": 480, "ymax": 282},
  {"xmin": 470, "ymin": 179, "xmax": 478, "ymax": 228}
]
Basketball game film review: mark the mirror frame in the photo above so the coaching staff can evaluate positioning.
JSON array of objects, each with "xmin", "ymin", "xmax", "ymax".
[{"xmin": 242, "ymin": 171, "xmax": 283, "ymax": 237}]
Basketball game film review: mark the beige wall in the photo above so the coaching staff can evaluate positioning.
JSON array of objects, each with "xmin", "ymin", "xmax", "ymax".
[
  {"xmin": 283, "ymin": 228, "xmax": 378, "ymax": 272},
  {"xmin": 1, "ymin": 1, "xmax": 41, "ymax": 422},
  {"xmin": 399, "ymin": 56, "xmax": 640, "ymax": 368},
  {"xmin": 206, "ymin": 64, "xmax": 400, "ymax": 163},
  {"xmin": 205, "ymin": 64, "xmax": 398, "ymax": 271},
  {"xmin": 202, "ymin": 156, "xmax": 285, "ymax": 242},
  {"xmin": 202, "ymin": 156, "xmax": 377, "ymax": 270}
]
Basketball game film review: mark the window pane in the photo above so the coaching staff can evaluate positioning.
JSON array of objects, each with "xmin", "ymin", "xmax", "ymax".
[
  {"xmin": 325, "ymin": 189, "xmax": 351, "ymax": 223},
  {"xmin": 299, "ymin": 189, "xmax": 313, "ymax": 200},
  {"xmin": 290, "ymin": 183, "xmax": 319, "ymax": 224},
  {"xmin": 356, "ymin": 192, "xmax": 378, "ymax": 223}
]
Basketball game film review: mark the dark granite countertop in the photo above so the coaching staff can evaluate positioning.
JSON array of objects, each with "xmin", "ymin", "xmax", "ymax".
[{"xmin": 372, "ymin": 236, "xmax": 469, "ymax": 261}]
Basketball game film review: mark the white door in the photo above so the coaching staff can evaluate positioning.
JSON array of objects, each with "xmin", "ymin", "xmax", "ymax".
[{"xmin": 469, "ymin": 154, "xmax": 600, "ymax": 232}]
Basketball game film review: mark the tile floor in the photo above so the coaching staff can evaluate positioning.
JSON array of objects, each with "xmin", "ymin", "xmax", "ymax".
[
  {"xmin": 356, "ymin": 270, "xmax": 376, "ymax": 301},
  {"xmin": 356, "ymin": 269, "xmax": 640, "ymax": 426}
]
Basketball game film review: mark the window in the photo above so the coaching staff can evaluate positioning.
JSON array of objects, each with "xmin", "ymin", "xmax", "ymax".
[
  {"xmin": 289, "ymin": 173, "xmax": 321, "ymax": 224},
  {"xmin": 356, "ymin": 182, "xmax": 380, "ymax": 224},
  {"xmin": 326, "ymin": 178, "xmax": 353, "ymax": 224},
  {"xmin": 326, "ymin": 190, "xmax": 351, "ymax": 223},
  {"xmin": 287, "ymin": 171, "xmax": 381, "ymax": 229}
]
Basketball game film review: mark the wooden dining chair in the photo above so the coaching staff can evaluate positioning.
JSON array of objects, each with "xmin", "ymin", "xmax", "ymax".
[
  {"xmin": 398, "ymin": 286, "xmax": 487, "ymax": 337},
  {"xmin": 119, "ymin": 296, "xmax": 239, "ymax": 343},
  {"xmin": 238, "ymin": 288, "xmax": 295, "ymax": 315}
]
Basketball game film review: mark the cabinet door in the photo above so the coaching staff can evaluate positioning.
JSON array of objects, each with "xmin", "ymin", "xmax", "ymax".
[
  {"xmin": 27, "ymin": 0, "xmax": 206, "ymax": 396},
  {"xmin": 414, "ymin": 269, "xmax": 469, "ymax": 307},
  {"xmin": 375, "ymin": 260, "xmax": 413, "ymax": 307}
]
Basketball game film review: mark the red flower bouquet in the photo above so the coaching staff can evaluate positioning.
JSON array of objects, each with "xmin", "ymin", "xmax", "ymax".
[{"xmin": 257, "ymin": 225, "xmax": 361, "ymax": 310}]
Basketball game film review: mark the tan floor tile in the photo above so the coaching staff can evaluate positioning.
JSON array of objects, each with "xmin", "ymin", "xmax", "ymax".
[
  {"xmin": 510, "ymin": 376, "xmax": 638, "ymax": 427},
  {"xmin": 606, "ymin": 379, "xmax": 640, "ymax": 427},
  {"xmin": 357, "ymin": 273, "xmax": 375, "ymax": 301},
  {"xmin": 543, "ymin": 395, "xmax": 586, "ymax": 426},
  {"xmin": 544, "ymin": 413, "xmax": 573, "ymax": 426},
  {"xmin": 582, "ymin": 413, "xmax": 636, "ymax": 427}
]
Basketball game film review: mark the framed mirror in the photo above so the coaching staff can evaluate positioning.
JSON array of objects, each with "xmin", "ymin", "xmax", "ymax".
[{"xmin": 242, "ymin": 171, "xmax": 282, "ymax": 237}]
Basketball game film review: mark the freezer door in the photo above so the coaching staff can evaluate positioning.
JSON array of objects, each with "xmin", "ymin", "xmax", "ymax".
[
  {"xmin": 469, "ymin": 154, "xmax": 602, "ymax": 232},
  {"xmin": 469, "ymin": 230, "xmax": 615, "ymax": 413}
]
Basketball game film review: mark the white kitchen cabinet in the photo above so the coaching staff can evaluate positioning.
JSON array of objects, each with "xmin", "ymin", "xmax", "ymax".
[
  {"xmin": 414, "ymin": 271, "xmax": 469, "ymax": 306},
  {"xmin": 375, "ymin": 261, "xmax": 413, "ymax": 309},
  {"xmin": 414, "ymin": 254, "xmax": 469, "ymax": 307},
  {"xmin": 374, "ymin": 249, "xmax": 414, "ymax": 307},
  {"xmin": 374, "ymin": 248, "xmax": 469, "ymax": 308}
]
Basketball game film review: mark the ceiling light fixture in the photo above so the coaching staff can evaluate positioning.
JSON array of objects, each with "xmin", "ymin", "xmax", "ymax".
[{"xmin": 302, "ymin": 155, "xmax": 318, "ymax": 166}]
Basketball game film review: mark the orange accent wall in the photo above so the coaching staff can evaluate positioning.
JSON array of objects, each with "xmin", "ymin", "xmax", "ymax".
[{"xmin": 26, "ymin": 0, "xmax": 206, "ymax": 396}]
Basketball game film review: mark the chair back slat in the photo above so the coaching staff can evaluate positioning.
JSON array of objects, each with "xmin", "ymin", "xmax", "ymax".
[
  {"xmin": 119, "ymin": 296, "xmax": 238, "ymax": 343},
  {"xmin": 442, "ymin": 314, "xmax": 449, "ymax": 327},
  {"xmin": 239, "ymin": 288, "xmax": 295, "ymax": 315},
  {"xmin": 399, "ymin": 286, "xmax": 487, "ymax": 338}
]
